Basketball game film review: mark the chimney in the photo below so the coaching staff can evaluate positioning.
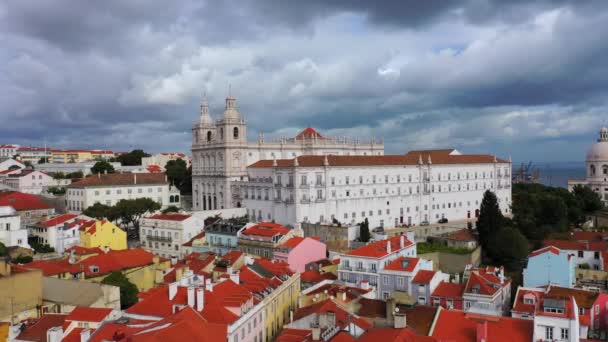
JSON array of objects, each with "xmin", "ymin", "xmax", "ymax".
[
  {"xmin": 187, "ymin": 286, "xmax": 195, "ymax": 307},
  {"xmin": 104, "ymin": 246, "xmax": 110, "ymax": 254},
  {"xmin": 46, "ymin": 327, "xmax": 63, "ymax": 342},
  {"xmin": 227, "ymin": 266, "xmax": 233, "ymax": 275},
  {"xmin": 290, "ymin": 309, "xmax": 294, "ymax": 323},
  {"xmin": 196, "ymin": 287, "xmax": 204, "ymax": 311},
  {"xmin": 169, "ymin": 282, "xmax": 178, "ymax": 300},
  {"xmin": 400, "ymin": 235, "xmax": 405, "ymax": 249},
  {"xmin": 230, "ymin": 271, "xmax": 240, "ymax": 284},
  {"xmin": 476, "ymin": 321, "xmax": 488, "ymax": 342},
  {"xmin": 80, "ymin": 328, "xmax": 91, "ymax": 342},
  {"xmin": 97, "ymin": 172, "xmax": 100, "ymax": 179},
  {"xmin": 361, "ymin": 280, "xmax": 369, "ymax": 290},
  {"xmin": 205, "ymin": 278, "xmax": 213, "ymax": 292},
  {"xmin": 134, "ymin": 173, "xmax": 137, "ymax": 184},
  {"xmin": 68, "ymin": 250, "xmax": 77, "ymax": 265},
  {"xmin": 311, "ymin": 323, "xmax": 321, "ymax": 340},
  {"xmin": 171, "ymin": 255, "xmax": 178, "ymax": 266},
  {"xmin": 387, "ymin": 240, "xmax": 391, "ymax": 254},
  {"xmin": 341, "ymin": 291, "xmax": 347, "ymax": 302},
  {"xmin": 104, "ymin": 169, "xmax": 107, "ymax": 174},
  {"xmin": 499, "ymin": 267, "xmax": 505, "ymax": 285},
  {"xmin": 394, "ymin": 311, "xmax": 407, "ymax": 329}
]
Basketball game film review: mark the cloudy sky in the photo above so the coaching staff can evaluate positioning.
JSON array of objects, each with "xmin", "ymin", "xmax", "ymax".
[{"xmin": 2, "ymin": 0, "xmax": 608, "ymax": 162}]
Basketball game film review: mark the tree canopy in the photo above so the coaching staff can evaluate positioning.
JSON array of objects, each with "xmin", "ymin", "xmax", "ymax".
[
  {"xmin": 82, "ymin": 198, "xmax": 160, "ymax": 239},
  {"xmin": 165, "ymin": 159, "xmax": 189, "ymax": 193},
  {"xmin": 359, "ymin": 218, "xmax": 371, "ymax": 242},
  {"xmin": 161, "ymin": 205, "xmax": 180, "ymax": 214},
  {"xmin": 91, "ymin": 160, "xmax": 115, "ymax": 174},
  {"xmin": 101, "ymin": 271, "xmax": 139, "ymax": 309},
  {"xmin": 83, "ymin": 202, "xmax": 117, "ymax": 220},
  {"xmin": 115, "ymin": 149, "xmax": 150, "ymax": 166}
]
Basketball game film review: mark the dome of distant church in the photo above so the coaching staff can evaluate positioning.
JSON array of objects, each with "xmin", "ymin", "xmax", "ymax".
[
  {"xmin": 586, "ymin": 127, "xmax": 608, "ymax": 162},
  {"xmin": 222, "ymin": 95, "xmax": 241, "ymax": 121}
]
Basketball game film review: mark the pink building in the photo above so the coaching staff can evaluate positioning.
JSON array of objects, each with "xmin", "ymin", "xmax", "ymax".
[
  {"xmin": 3, "ymin": 170, "xmax": 54, "ymax": 194},
  {"xmin": 274, "ymin": 237, "xmax": 327, "ymax": 273}
]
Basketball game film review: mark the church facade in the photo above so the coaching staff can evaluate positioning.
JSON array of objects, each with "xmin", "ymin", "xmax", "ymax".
[
  {"xmin": 568, "ymin": 127, "xmax": 608, "ymax": 204},
  {"xmin": 191, "ymin": 95, "xmax": 383, "ymax": 211}
]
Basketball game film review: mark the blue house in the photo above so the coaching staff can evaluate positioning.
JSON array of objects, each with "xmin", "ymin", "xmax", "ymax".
[
  {"xmin": 201, "ymin": 217, "xmax": 248, "ymax": 256},
  {"xmin": 523, "ymin": 246, "xmax": 575, "ymax": 288}
]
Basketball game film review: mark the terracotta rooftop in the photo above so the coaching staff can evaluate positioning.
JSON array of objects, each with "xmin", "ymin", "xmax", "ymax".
[
  {"xmin": 412, "ymin": 270, "xmax": 437, "ymax": 284},
  {"xmin": 294, "ymin": 127, "xmax": 327, "ymax": 141},
  {"xmin": 383, "ymin": 257, "xmax": 421, "ymax": 273},
  {"xmin": 0, "ymin": 191, "xmax": 52, "ymax": 211},
  {"xmin": 347, "ymin": 235, "xmax": 413, "ymax": 258},
  {"xmin": 446, "ymin": 229, "xmax": 476, "ymax": 242},
  {"xmin": 432, "ymin": 282, "xmax": 465, "ymax": 299},
  {"xmin": 249, "ymin": 150, "xmax": 508, "ymax": 168},
  {"xmin": 16, "ymin": 314, "xmax": 67, "ymax": 342},
  {"xmin": 147, "ymin": 213, "xmax": 192, "ymax": 221},
  {"xmin": 431, "ymin": 309, "xmax": 533, "ymax": 342},
  {"xmin": 68, "ymin": 173, "xmax": 168, "ymax": 188},
  {"xmin": 66, "ymin": 307, "xmax": 113, "ymax": 322},
  {"xmin": 241, "ymin": 222, "xmax": 290, "ymax": 237}
]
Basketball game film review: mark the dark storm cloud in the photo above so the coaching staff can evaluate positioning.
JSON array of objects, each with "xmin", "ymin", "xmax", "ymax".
[{"xmin": 1, "ymin": 0, "xmax": 608, "ymax": 161}]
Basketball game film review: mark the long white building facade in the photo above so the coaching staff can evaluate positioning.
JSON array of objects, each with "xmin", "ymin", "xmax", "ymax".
[
  {"xmin": 237, "ymin": 149, "xmax": 512, "ymax": 228},
  {"xmin": 190, "ymin": 95, "xmax": 384, "ymax": 211}
]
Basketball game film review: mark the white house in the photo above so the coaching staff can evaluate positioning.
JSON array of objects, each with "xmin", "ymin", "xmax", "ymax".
[
  {"xmin": 462, "ymin": 265, "xmax": 512, "ymax": 316},
  {"xmin": 65, "ymin": 173, "xmax": 181, "ymax": 213},
  {"xmin": 239, "ymin": 149, "xmax": 512, "ymax": 229},
  {"xmin": 0, "ymin": 206, "xmax": 30, "ymax": 249},
  {"xmin": 377, "ymin": 255, "xmax": 434, "ymax": 301},
  {"xmin": 28, "ymin": 214, "xmax": 80, "ymax": 253},
  {"xmin": 139, "ymin": 213, "xmax": 205, "ymax": 258},
  {"xmin": 0, "ymin": 145, "xmax": 19, "ymax": 159},
  {"xmin": 3, "ymin": 170, "xmax": 55, "ymax": 194},
  {"xmin": 338, "ymin": 233, "xmax": 417, "ymax": 298},
  {"xmin": 0, "ymin": 159, "xmax": 24, "ymax": 172}
]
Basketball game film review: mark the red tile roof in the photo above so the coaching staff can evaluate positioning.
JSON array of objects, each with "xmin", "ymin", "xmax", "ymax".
[
  {"xmin": 412, "ymin": 270, "xmax": 437, "ymax": 284},
  {"xmin": 241, "ymin": 222, "xmax": 290, "ymax": 237},
  {"xmin": 529, "ymin": 245, "xmax": 561, "ymax": 257},
  {"xmin": 300, "ymin": 270, "xmax": 337, "ymax": 283},
  {"xmin": 182, "ymin": 231, "xmax": 205, "ymax": 247},
  {"xmin": 147, "ymin": 213, "xmax": 191, "ymax": 221},
  {"xmin": 446, "ymin": 229, "xmax": 476, "ymax": 242},
  {"xmin": 432, "ymin": 282, "xmax": 465, "ymax": 299},
  {"xmin": 68, "ymin": 173, "xmax": 167, "ymax": 188},
  {"xmin": 23, "ymin": 248, "xmax": 156, "ymax": 277},
  {"xmin": 384, "ymin": 257, "xmax": 421, "ymax": 273},
  {"xmin": 221, "ymin": 250, "xmax": 244, "ymax": 265},
  {"xmin": 305, "ymin": 283, "xmax": 372, "ymax": 302},
  {"xmin": 16, "ymin": 314, "xmax": 67, "ymax": 342},
  {"xmin": 146, "ymin": 164, "xmax": 163, "ymax": 173},
  {"xmin": 66, "ymin": 307, "xmax": 113, "ymax": 322},
  {"xmin": 431, "ymin": 309, "xmax": 533, "ymax": 342},
  {"xmin": 249, "ymin": 152, "xmax": 508, "ymax": 168},
  {"xmin": 0, "ymin": 191, "xmax": 52, "ymax": 210},
  {"xmin": 543, "ymin": 239, "xmax": 608, "ymax": 252},
  {"xmin": 347, "ymin": 235, "xmax": 414, "ymax": 258},
  {"xmin": 573, "ymin": 231, "xmax": 608, "ymax": 242},
  {"xmin": 90, "ymin": 307, "xmax": 227, "ymax": 342},
  {"xmin": 464, "ymin": 270, "xmax": 508, "ymax": 296},
  {"xmin": 294, "ymin": 127, "xmax": 327, "ymax": 140},
  {"xmin": 38, "ymin": 214, "xmax": 78, "ymax": 228},
  {"xmin": 66, "ymin": 245, "xmax": 104, "ymax": 256},
  {"xmin": 358, "ymin": 328, "xmax": 437, "ymax": 342},
  {"xmin": 279, "ymin": 236, "xmax": 306, "ymax": 249}
]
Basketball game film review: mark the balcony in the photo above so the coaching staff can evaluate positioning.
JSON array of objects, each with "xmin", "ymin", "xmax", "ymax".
[
  {"xmin": 355, "ymin": 266, "xmax": 366, "ymax": 272},
  {"xmin": 314, "ymin": 182, "xmax": 325, "ymax": 187},
  {"xmin": 300, "ymin": 198, "xmax": 311, "ymax": 204},
  {"xmin": 315, "ymin": 198, "xmax": 326, "ymax": 203},
  {"xmin": 286, "ymin": 183, "xmax": 294, "ymax": 188},
  {"xmin": 146, "ymin": 235, "xmax": 172, "ymax": 243},
  {"xmin": 274, "ymin": 198, "xmax": 283, "ymax": 203},
  {"xmin": 341, "ymin": 265, "xmax": 352, "ymax": 271},
  {"xmin": 284, "ymin": 198, "xmax": 294, "ymax": 204},
  {"xmin": 299, "ymin": 183, "xmax": 310, "ymax": 189},
  {"xmin": 274, "ymin": 183, "xmax": 282, "ymax": 188}
]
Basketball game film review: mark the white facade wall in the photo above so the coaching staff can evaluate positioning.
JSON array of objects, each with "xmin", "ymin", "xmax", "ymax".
[
  {"xmin": 562, "ymin": 249, "xmax": 603, "ymax": 270},
  {"xmin": 533, "ymin": 305, "xmax": 580, "ymax": 342},
  {"xmin": 3, "ymin": 171, "xmax": 54, "ymax": 194},
  {"xmin": 140, "ymin": 216, "xmax": 205, "ymax": 258},
  {"xmin": 0, "ymin": 207, "xmax": 29, "ymax": 249},
  {"xmin": 66, "ymin": 184, "xmax": 180, "ymax": 213},
  {"xmin": 191, "ymin": 96, "xmax": 384, "ymax": 211},
  {"xmin": 29, "ymin": 224, "xmax": 80, "ymax": 253},
  {"xmin": 242, "ymin": 162, "xmax": 511, "ymax": 228},
  {"xmin": 0, "ymin": 145, "xmax": 19, "ymax": 159}
]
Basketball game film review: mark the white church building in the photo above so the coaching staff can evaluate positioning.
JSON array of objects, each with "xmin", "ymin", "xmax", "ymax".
[
  {"xmin": 191, "ymin": 95, "xmax": 383, "ymax": 211},
  {"xmin": 568, "ymin": 127, "xmax": 608, "ymax": 204},
  {"xmin": 237, "ymin": 149, "xmax": 512, "ymax": 228}
]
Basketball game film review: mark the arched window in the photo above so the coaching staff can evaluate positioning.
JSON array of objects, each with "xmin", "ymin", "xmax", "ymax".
[
  {"xmin": 603, "ymin": 165, "xmax": 608, "ymax": 175},
  {"xmin": 590, "ymin": 165, "xmax": 596, "ymax": 176},
  {"xmin": 207, "ymin": 131, "xmax": 212, "ymax": 142},
  {"xmin": 220, "ymin": 128, "xmax": 224, "ymax": 140},
  {"xmin": 174, "ymin": 195, "xmax": 180, "ymax": 203},
  {"xmin": 233, "ymin": 127, "xmax": 239, "ymax": 139}
]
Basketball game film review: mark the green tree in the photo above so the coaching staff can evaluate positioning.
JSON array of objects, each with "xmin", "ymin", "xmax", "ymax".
[
  {"xmin": 0, "ymin": 242, "xmax": 7, "ymax": 256},
  {"xmin": 165, "ymin": 159, "xmax": 189, "ymax": 192},
  {"xmin": 83, "ymin": 203, "xmax": 116, "ymax": 220},
  {"xmin": 12, "ymin": 255, "xmax": 33, "ymax": 264},
  {"xmin": 487, "ymin": 226, "xmax": 529, "ymax": 270},
  {"xmin": 38, "ymin": 157, "xmax": 50, "ymax": 164},
  {"xmin": 359, "ymin": 218, "xmax": 371, "ymax": 242},
  {"xmin": 101, "ymin": 271, "xmax": 139, "ymax": 309},
  {"xmin": 476, "ymin": 190, "xmax": 504, "ymax": 247},
  {"xmin": 23, "ymin": 160, "xmax": 32, "ymax": 168},
  {"xmin": 66, "ymin": 171, "xmax": 84, "ymax": 179},
  {"xmin": 573, "ymin": 184, "xmax": 604, "ymax": 215},
  {"xmin": 116, "ymin": 149, "xmax": 150, "ymax": 166},
  {"xmin": 53, "ymin": 172, "xmax": 66, "ymax": 180},
  {"xmin": 114, "ymin": 198, "xmax": 161, "ymax": 238},
  {"xmin": 91, "ymin": 161, "xmax": 115, "ymax": 174},
  {"xmin": 161, "ymin": 205, "xmax": 180, "ymax": 214}
]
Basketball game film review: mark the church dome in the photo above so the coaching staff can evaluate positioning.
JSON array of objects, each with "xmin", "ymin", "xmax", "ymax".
[
  {"xmin": 586, "ymin": 127, "xmax": 608, "ymax": 162},
  {"xmin": 198, "ymin": 100, "xmax": 214, "ymax": 126}
]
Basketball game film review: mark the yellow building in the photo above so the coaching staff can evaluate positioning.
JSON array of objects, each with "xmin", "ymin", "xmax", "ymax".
[
  {"xmin": 21, "ymin": 249, "xmax": 171, "ymax": 291},
  {"xmin": 79, "ymin": 220, "xmax": 127, "ymax": 251},
  {"xmin": 0, "ymin": 260, "xmax": 43, "ymax": 324},
  {"xmin": 50, "ymin": 149, "xmax": 114, "ymax": 163}
]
